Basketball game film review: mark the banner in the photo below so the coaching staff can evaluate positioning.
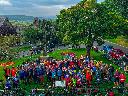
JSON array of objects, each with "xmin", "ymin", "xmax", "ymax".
[{"xmin": 55, "ymin": 81, "xmax": 66, "ymax": 87}]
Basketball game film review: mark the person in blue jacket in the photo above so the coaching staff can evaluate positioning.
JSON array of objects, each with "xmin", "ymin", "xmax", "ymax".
[
  {"xmin": 5, "ymin": 78, "xmax": 12, "ymax": 90},
  {"xmin": 18, "ymin": 67, "xmax": 25, "ymax": 83},
  {"xmin": 92, "ymin": 66, "xmax": 97, "ymax": 76},
  {"xmin": 95, "ymin": 69, "xmax": 101, "ymax": 85},
  {"xmin": 57, "ymin": 68, "xmax": 62, "ymax": 80},
  {"xmin": 85, "ymin": 56, "xmax": 90, "ymax": 64},
  {"xmin": 52, "ymin": 69, "xmax": 56, "ymax": 87}
]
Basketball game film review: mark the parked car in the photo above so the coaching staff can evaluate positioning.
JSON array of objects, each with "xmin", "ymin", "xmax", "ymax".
[
  {"xmin": 102, "ymin": 45, "xmax": 113, "ymax": 59},
  {"xmin": 109, "ymin": 49, "xmax": 125, "ymax": 60},
  {"xmin": 103, "ymin": 45, "xmax": 113, "ymax": 53}
]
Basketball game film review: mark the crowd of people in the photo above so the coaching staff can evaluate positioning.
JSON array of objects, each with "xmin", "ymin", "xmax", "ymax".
[{"xmin": 3, "ymin": 53, "xmax": 127, "ymax": 95}]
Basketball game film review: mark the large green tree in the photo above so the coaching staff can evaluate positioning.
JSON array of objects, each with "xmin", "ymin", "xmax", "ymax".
[
  {"xmin": 104, "ymin": 0, "xmax": 128, "ymax": 37},
  {"xmin": 57, "ymin": 0, "xmax": 126, "ymax": 57},
  {"xmin": 105, "ymin": 0, "xmax": 128, "ymax": 19},
  {"xmin": 23, "ymin": 19, "xmax": 59, "ymax": 56}
]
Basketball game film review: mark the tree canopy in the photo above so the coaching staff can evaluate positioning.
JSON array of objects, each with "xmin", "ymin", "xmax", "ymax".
[{"xmin": 56, "ymin": 0, "xmax": 127, "ymax": 57}]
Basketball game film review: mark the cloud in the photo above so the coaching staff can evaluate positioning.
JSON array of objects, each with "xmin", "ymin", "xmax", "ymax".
[
  {"xmin": 0, "ymin": 0, "xmax": 12, "ymax": 6},
  {"xmin": 30, "ymin": 4, "xmax": 74, "ymax": 17},
  {"xmin": 0, "ymin": 0, "xmax": 105, "ymax": 17}
]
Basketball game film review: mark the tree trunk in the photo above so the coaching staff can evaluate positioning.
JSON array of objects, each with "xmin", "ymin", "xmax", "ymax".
[
  {"xmin": 43, "ymin": 44, "xmax": 47, "ymax": 56},
  {"xmin": 86, "ymin": 45, "xmax": 92, "ymax": 59}
]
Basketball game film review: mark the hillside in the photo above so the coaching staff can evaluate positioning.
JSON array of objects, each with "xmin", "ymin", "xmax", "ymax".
[{"xmin": 0, "ymin": 15, "xmax": 56, "ymax": 22}]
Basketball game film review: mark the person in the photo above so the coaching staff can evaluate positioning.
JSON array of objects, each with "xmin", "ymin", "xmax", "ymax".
[
  {"xmin": 86, "ymin": 70, "xmax": 92, "ymax": 87},
  {"xmin": 57, "ymin": 68, "xmax": 62, "ymax": 80},
  {"xmin": 47, "ymin": 69, "xmax": 52, "ymax": 82},
  {"xmin": 51, "ymin": 69, "xmax": 56, "ymax": 87},
  {"xmin": 18, "ymin": 67, "xmax": 25, "ymax": 83},
  {"xmin": 76, "ymin": 77, "xmax": 82, "ymax": 88},
  {"xmin": 72, "ymin": 77, "xmax": 77, "ymax": 87},
  {"xmin": 114, "ymin": 69, "xmax": 120, "ymax": 88},
  {"xmin": 4, "ymin": 67, "xmax": 10, "ymax": 79},
  {"xmin": 11, "ymin": 66, "xmax": 17, "ymax": 77},
  {"xmin": 92, "ymin": 65, "xmax": 96, "ymax": 76},
  {"xmin": 5, "ymin": 78, "xmax": 12, "ymax": 90},
  {"xmin": 108, "ymin": 64, "xmax": 114, "ymax": 81},
  {"xmin": 95, "ymin": 69, "xmax": 101, "ymax": 84},
  {"xmin": 12, "ymin": 76, "xmax": 19, "ymax": 88},
  {"xmin": 119, "ymin": 72, "xmax": 126, "ymax": 87},
  {"xmin": 65, "ymin": 75, "xmax": 71, "ymax": 89},
  {"xmin": 85, "ymin": 56, "xmax": 90, "ymax": 65}
]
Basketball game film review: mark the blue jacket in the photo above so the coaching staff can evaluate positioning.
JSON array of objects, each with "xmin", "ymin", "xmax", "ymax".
[
  {"xmin": 57, "ymin": 69, "xmax": 62, "ymax": 76},
  {"xmin": 5, "ymin": 80, "xmax": 11, "ymax": 89},
  {"xmin": 92, "ymin": 66, "xmax": 96, "ymax": 73},
  {"xmin": 19, "ymin": 70, "xmax": 25, "ymax": 78},
  {"xmin": 52, "ymin": 71, "xmax": 56, "ymax": 78}
]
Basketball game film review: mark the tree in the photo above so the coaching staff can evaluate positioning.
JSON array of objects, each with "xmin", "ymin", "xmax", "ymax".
[
  {"xmin": 23, "ymin": 27, "xmax": 39, "ymax": 44},
  {"xmin": 57, "ymin": 0, "xmax": 125, "ymax": 57},
  {"xmin": 23, "ymin": 18, "xmax": 59, "ymax": 56},
  {"xmin": 105, "ymin": 0, "xmax": 128, "ymax": 19},
  {"xmin": 103, "ymin": 0, "xmax": 128, "ymax": 37},
  {"xmin": 0, "ymin": 35, "xmax": 22, "ymax": 60}
]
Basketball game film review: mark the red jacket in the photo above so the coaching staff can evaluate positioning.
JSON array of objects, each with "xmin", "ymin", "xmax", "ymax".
[
  {"xmin": 119, "ymin": 73, "xmax": 126, "ymax": 83},
  {"xmin": 6, "ymin": 69, "xmax": 10, "ymax": 76},
  {"xmin": 86, "ymin": 72, "xmax": 92, "ymax": 81},
  {"xmin": 65, "ymin": 77, "xmax": 71, "ymax": 86},
  {"xmin": 11, "ymin": 68, "xmax": 17, "ymax": 77},
  {"xmin": 69, "ymin": 61, "xmax": 74, "ymax": 68}
]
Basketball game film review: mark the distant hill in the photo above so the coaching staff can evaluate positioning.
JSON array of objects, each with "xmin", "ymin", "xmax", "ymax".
[{"xmin": 0, "ymin": 15, "xmax": 56, "ymax": 22}]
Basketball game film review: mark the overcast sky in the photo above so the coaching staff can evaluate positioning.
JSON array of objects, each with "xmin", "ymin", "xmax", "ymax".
[{"xmin": 0, "ymin": 0, "xmax": 105, "ymax": 17}]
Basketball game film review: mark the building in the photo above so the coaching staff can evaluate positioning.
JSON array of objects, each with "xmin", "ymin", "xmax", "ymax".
[{"xmin": 0, "ymin": 17, "xmax": 17, "ymax": 36}]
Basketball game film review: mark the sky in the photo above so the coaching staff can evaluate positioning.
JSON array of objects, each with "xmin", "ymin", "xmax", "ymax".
[{"xmin": 0, "ymin": 0, "xmax": 105, "ymax": 17}]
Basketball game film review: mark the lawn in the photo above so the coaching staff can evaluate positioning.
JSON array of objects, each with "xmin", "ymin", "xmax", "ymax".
[
  {"xmin": 0, "ymin": 48, "xmax": 127, "ymax": 95},
  {"xmin": 108, "ymin": 36, "xmax": 128, "ymax": 47}
]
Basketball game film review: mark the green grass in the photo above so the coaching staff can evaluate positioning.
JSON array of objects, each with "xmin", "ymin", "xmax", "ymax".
[
  {"xmin": 0, "ymin": 48, "xmax": 127, "ymax": 95},
  {"xmin": 108, "ymin": 36, "xmax": 128, "ymax": 47}
]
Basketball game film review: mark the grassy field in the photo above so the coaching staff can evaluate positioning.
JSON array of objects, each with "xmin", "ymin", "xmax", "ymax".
[
  {"xmin": 108, "ymin": 36, "xmax": 128, "ymax": 47},
  {"xmin": 0, "ymin": 48, "xmax": 127, "ymax": 95}
]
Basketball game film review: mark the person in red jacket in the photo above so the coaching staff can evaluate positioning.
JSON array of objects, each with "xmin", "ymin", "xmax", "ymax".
[
  {"xmin": 119, "ymin": 72, "xmax": 126, "ymax": 87},
  {"xmin": 86, "ymin": 70, "xmax": 92, "ymax": 87},
  {"xmin": 4, "ymin": 67, "xmax": 10, "ymax": 79},
  {"xmin": 11, "ymin": 66, "xmax": 17, "ymax": 77}
]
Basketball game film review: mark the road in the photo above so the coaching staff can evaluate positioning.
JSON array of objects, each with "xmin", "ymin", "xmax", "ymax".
[
  {"xmin": 93, "ymin": 41, "xmax": 128, "ymax": 53},
  {"xmin": 57, "ymin": 41, "xmax": 128, "ymax": 53},
  {"xmin": 17, "ymin": 40, "xmax": 128, "ymax": 58}
]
